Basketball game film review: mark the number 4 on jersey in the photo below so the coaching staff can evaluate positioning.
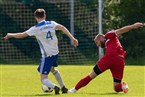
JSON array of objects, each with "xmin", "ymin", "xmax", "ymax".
[{"xmin": 46, "ymin": 31, "xmax": 53, "ymax": 40}]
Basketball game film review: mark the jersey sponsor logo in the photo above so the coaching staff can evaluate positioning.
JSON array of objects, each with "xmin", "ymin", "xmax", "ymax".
[{"xmin": 40, "ymin": 26, "xmax": 53, "ymax": 31}]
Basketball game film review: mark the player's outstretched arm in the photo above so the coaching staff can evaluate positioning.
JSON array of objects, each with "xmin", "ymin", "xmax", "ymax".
[
  {"xmin": 56, "ymin": 24, "xmax": 78, "ymax": 47},
  {"xmin": 3, "ymin": 32, "xmax": 28, "ymax": 40},
  {"xmin": 116, "ymin": 22, "xmax": 143, "ymax": 36}
]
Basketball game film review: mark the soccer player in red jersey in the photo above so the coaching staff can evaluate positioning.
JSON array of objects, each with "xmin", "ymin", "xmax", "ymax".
[{"xmin": 69, "ymin": 22, "xmax": 143, "ymax": 93}]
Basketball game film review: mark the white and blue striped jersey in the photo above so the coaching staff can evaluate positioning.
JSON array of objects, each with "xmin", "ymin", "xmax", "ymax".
[{"xmin": 26, "ymin": 20, "xmax": 59, "ymax": 58}]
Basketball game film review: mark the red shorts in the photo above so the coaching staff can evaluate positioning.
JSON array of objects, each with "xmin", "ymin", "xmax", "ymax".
[{"xmin": 97, "ymin": 55, "xmax": 125, "ymax": 80}]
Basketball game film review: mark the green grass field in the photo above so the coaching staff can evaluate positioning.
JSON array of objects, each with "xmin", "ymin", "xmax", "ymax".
[{"xmin": 0, "ymin": 65, "xmax": 145, "ymax": 97}]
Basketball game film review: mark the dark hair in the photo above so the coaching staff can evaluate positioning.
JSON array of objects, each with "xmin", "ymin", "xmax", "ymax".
[{"xmin": 34, "ymin": 8, "xmax": 45, "ymax": 19}]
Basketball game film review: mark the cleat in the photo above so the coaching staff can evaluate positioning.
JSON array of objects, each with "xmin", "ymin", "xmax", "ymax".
[
  {"xmin": 122, "ymin": 82, "xmax": 128, "ymax": 93},
  {"xmin": 61, "ymin": 86, "xmax": 68, "ymax": 93},
  {"xmin": 54, "ymin": 86, "xmax": 60, "ymax": 94},
  {"xmin": 68, "ymin": 88, "xmax": 77, "ymax": 93}
]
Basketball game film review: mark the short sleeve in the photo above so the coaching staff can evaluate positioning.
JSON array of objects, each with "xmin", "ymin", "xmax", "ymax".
[
  {"xmin": 105, "ymin": 30, "xmax": 117, "ymax": 39},
  {"xmin": 51, "ymin": 21, "xmax": 59, "ymax": 29},
  {"xmin": 25, "ymin": 26, "xmax": 36, "ymax": 36}
]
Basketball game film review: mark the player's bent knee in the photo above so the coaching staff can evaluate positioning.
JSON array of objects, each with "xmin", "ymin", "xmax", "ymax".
[
  {"xmin": 114, "ymin": 83, "xmax": 122, "ymax": 92},
  {"xmin": 52, "ymin": 69, "xmax": 59, "ymax": 75},
  {"xmin": 41, "ymin": 74, "xmax": 48, "ymax": 81},
  {"xmin": 93, "ymin": 65, "xmax": 102, "ymax": 75}
]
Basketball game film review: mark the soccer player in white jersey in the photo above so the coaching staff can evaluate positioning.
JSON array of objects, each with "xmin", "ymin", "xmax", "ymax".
[{"xmin": 4, "ymin": 8, "xmax": 78, "ymax": 94}]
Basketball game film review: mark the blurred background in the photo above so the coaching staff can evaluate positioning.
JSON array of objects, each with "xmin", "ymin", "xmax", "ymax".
[{"xmin": 0, "ymin": 0, "xmax": 145, "ymax": 65}]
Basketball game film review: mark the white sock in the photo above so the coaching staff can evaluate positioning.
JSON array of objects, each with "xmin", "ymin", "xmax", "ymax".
[
  {"xmin": 53, "ymin": 70, "xmax": 65, "ymax": 88},
  {"xmin": 42, "ymin": 78, "xmax": 55, "ymax": 89}
]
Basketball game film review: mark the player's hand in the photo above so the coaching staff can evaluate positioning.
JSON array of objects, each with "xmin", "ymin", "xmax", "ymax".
[
  {"xmin": 3, "ymin": 33, "xmax": 10, "ymax": 40},
  {"xmin": 71, "ymin": 38, "xmax": 78, "ymax": 47},
  {"xmin": 132, "ymin": 22, "xmax": 143, "ymax": 29}
]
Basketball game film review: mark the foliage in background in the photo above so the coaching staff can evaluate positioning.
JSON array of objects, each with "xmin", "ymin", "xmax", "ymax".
[
  {"xmin": 104, "ymin": 0, "xmax": 145, "ymax": 64},
  {"xmin": 78, "ymin": 0, "xmax": 145, "ymax": 64}
]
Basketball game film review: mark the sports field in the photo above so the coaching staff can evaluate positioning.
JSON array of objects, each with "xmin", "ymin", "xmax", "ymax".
[{"xmin": 0, "ymin": 65, "xmax": 144, "ymax": 97}]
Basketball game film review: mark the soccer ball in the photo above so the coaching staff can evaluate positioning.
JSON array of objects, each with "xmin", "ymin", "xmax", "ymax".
[{"xmin": 42, "ymin": 84, "xmax": 53, "ymax": 92}]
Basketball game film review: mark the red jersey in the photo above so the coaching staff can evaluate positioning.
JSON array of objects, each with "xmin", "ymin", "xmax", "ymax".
[{"xmin": 105, "ymin": 30, "xmax": 126, "ymax": 57}]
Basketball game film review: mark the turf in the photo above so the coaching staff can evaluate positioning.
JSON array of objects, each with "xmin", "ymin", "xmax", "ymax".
[{"xmin": 0, "ymin": 65, "xmax": 145, "ymax": 97}]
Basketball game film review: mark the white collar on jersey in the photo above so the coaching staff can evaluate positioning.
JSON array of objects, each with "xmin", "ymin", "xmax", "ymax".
[{"xmin": 38, "ymin": 20, "xmax": 46, "ymax": 23}]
